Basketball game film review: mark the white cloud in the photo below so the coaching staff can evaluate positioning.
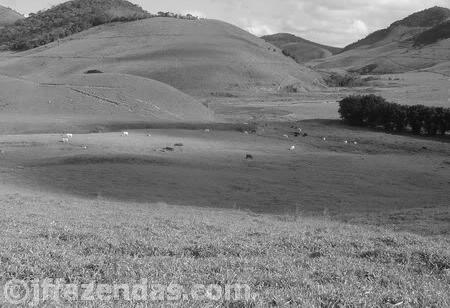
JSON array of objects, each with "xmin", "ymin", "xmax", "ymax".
[{"xmin": 350, "ymin": 20, "xmax": 369, "ymax": 36}]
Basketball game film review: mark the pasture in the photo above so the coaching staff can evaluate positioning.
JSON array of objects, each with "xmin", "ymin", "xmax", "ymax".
[{"xmin": 0, "ymin": 118, "xmax": 449, "ymax": 306}]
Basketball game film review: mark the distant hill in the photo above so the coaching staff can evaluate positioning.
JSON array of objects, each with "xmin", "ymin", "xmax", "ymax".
[
  {"xmin": 343, "ymin": 6, "xmax": 450, "ymax": 52},
  {"xmin": 0, "ymin": 0, "xmax": 150, "ymax": 50},
  {"xmin": 0, "ymin": 5, "xmax": 23, "ymax": 27},
  {"xmin": 311, "ymin": 6, "xmax": 450, "ymax": 74},
  {"xmin": 262, "ymin": 33, "xmax": 341, "ymax": 63}
]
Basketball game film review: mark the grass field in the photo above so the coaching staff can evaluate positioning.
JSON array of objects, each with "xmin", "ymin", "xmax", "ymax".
[
  {"xmin": 0, "ymin": 118, "xmax": 449, "ymax": 306},
  {"xmin": 0, "ymin": 188, "xmax": 448, "ymax": 306}
]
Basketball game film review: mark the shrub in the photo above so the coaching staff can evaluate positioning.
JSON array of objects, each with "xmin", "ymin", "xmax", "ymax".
[
  {"xmin": 339, "ymin": 95, "xmax": 450, "ymax": 136},
  {"xmin": 85, "ymin": 69, "xmax": 103, "ymax": 74}
]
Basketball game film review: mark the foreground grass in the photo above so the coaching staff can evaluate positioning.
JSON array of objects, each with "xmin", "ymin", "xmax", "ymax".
[{"xmin": 0, "ymin": 191, "xmax": 449, "ymax": 307}]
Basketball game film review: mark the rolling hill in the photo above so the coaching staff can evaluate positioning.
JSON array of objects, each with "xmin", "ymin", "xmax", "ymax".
[
  {"xmin": 0, "ymin": 5, "xmax": 23, "ymax": 27},
  {"xmin": 262, "ymin": 33, "xmax": 341, "ymax": 63},
  {"xmin": 0, "ymin": 6, "xmax": 323, "ymax": 130},
  {"xmin": 311, "ymin": 6, "xmax": 450, "ymax": 74},
  {"xmin": 0, "ymin": 17, "xmax": 323, "ymax": 96}
]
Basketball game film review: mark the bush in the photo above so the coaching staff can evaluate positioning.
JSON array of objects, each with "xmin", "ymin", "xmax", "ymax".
[{"xmin": 339, "ymin": 95, "xmax": 450, "ymax": 136}]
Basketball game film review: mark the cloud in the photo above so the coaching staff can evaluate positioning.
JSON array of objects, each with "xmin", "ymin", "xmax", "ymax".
[
  {"xmin": 350, "ymin": 20, "xmax": 369, "ymax": 36},
  {"xmin": 1, "ymin": 0, "xmax": 449, "ymax": 47}
]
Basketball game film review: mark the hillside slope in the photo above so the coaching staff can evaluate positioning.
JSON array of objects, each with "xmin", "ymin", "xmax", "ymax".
[
  {"xmin": 262, "ymin": 33, "xmax": 341, "ymax": 63},
  {"xmin": 311, "ymin": 6, "xmax": 450, "ymax": 74},
  {"xmin": 0, "ymin": 17, "xmax": 323, "ymax": 96},
  {"xmin": 343, "ymin": 6, "xmax": 450, "ymax": 52},
  {"xmin": 0, "ymin": 73, "xmax": 214, "ymax": 124},
  {"xmin": 0, "ymin": 5, "xmax": 23, "ymax": 27}
]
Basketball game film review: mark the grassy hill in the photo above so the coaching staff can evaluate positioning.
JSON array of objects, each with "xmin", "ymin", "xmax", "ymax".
[
  {"xmin": 0, "ymin": 17, "xmax": 323, "ymax": 96},
  {"xmin": 0, "ymin": 5, "xmax": 23, "ymax": 27},
  {"xmin": 262, "ymin": 33, "xmax": 341, "ymax": 63},
  {"xmin": 0, "ymin": 0, "xmax": 150, "ymax": 50},
  {"xmin": 0, "ymin": 73, "xmax": 214, "ymax": 126},
  {"xmin": 0, "ymin": 15, "xmax": 322, "ymax": 130},
  {"xmin": 343, "ymin": 6, "xmax": 450, "ymax": 52},
  {"xmin": 310, "ymin": 6, "xmax": 450, "ymax": 74}
]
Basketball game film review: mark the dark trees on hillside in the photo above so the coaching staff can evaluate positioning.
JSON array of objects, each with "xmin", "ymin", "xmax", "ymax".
[{"xmin": 0, "ymin": 0, "xmax": 150, "ymax": 51}]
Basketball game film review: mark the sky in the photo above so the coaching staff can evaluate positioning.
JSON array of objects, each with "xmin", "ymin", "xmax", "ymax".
[{"xmin": 0, "ymin": 0, "xmax": 448, "ymax": 47}]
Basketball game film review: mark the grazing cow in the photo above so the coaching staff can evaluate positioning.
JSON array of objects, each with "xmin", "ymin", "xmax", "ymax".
[
  {"xmin": 246, "ymin": 154, "xmax": 253, "ymax": 160},
  {"xmin": 353, "ymin": 141, "xmax": 358, "ymax": 145},
  {"xmin": 303, "ymin": 133, "xmax": 308, "ymax": 137},
  {"xmin": 344, "ymin": 140, "xmax": 348, "ymax": 144},
  {"xmin": 294, "ymin": 132, "xmax": 300, "ymax": 137},
  {"xmin": 122, "ymin": 132, "xmax": 129, "ymax": 137},
  {"xmin": 298, "ymin": 128, "xmax": 302, "ymax": 132},
  {"xmin": 61, "ymin": 137, "xmax": 69, "ymax": 143},
  {"xmin": 289, "ymin": 145, "xmax": 296, "ymax": 151},
  {"xmin": 65, "ymin": 133, "xmax": 73, "ymax": 138},
  {"xmin": 204, "ymin": 129, "xmax": 211, "ymax": 132},
  {"xmin": 283, "ymin": 134, "xmax": 289, "ymax": 139},
  {"xmin": 174, "ymin": 143, "xmax": 184, "ymax": 147}
]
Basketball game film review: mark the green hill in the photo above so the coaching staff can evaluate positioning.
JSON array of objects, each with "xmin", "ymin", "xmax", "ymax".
[
  {"xmin": 342, "ymin": 6, "xmax": 450, "ymax": 52},
  {"xmin": 310, "ymin": 7, "xmax": 450, "ymax": 74},
  {"xmin": 0, "ymin": 0, "xmax": 150, "ymax": 50},
  {"xmin": 262, "ymin": 33, "xmax": 341, "ymax": 63}
]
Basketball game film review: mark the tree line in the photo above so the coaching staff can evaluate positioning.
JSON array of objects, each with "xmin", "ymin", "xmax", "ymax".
[{"xmin": 339, "ymin": 95, "xmax": 450, "ymax": 136}]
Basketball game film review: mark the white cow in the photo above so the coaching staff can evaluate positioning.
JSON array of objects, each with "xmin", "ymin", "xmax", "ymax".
[
  {"xmin": 122, "ymin": 132, "xmax": 129, "ymax": 137},
  {"xmin": 61, "ymin": 137, "xmax": 69, "ymax": 143},
  {"xmin": 344, "ymin": 140, "xmax": 348, "ymax": 144},
  {"xmin": 289, "ymin": 145, "xmax": 296, "ymax": 151},
  {"xmin": 283, "ymin": 134, "xmax": 289, "ymax": 139},
  {"xmin": 65, "ymin": 133, "xmax": 73, "ymax": 138}
]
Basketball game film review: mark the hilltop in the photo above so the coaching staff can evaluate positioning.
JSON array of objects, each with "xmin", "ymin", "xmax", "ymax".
[
  {"xmin": 262, "ymin": 33, "xmax": 341, "ymax": 63},
  {"xmin": 311, "ymin": 6, "xmax": 450, "ymax": 74},
  {"xmin": 0, "ymin": 0, "xmax": 150, "ymax": 50},
  {"xmin": 0, "ymin": 5, "xmax": 23, "ymax": 27}
]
